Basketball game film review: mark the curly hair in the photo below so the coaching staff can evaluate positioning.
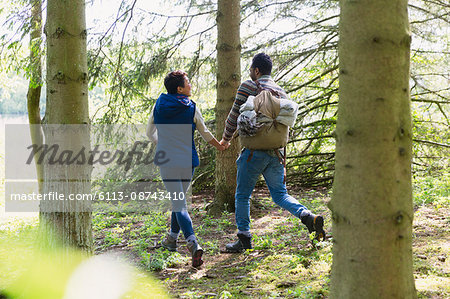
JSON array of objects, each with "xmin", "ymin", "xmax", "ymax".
[
  {"xmin": 164, "ymin": 70, "xmax": 187, "ymax": 94},
  {"xmin": 251, "ymin": 53, "xmax": 272, "ymax": 75}
]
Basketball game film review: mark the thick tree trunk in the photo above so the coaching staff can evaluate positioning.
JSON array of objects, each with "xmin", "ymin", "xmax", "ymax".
[
  {"xmin": 41, "ymin": 0, "xmax": 92, "ymax": 252},
  {"xmin": 211, "ymin": 0, "xmax": 241, "ymax": 214},
  {"xmin": 27, "ymin": 0, "xmax": 43, "ymax": 192},
  {"xmin": 330, "ymin": 0, "xmax": 416, "ymax": 298}
]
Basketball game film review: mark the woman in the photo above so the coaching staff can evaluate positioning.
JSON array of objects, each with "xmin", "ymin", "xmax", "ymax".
[{"xmin": 146, "ymin": 70, "xmax": 224, "ymax": 267}]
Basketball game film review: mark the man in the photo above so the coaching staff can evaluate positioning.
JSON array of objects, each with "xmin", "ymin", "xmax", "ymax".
[{"xmin": 219, "ymin": 53, "xmax": 326, "ymax": 252}]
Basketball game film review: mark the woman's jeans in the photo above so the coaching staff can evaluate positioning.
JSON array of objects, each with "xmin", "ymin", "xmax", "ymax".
[
  {"xmin": 159, "ymin": 167, "xmax": 195, "ymax": 239},
  {"xmin": 235, "ymin": 149, "xmax": 308, "ymax": 232}
]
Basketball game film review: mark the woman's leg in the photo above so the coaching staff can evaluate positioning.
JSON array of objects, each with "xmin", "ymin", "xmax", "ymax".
[
  {"xmin": 174, "ymin": 167, "xmax": 196, "ymax": 240},
  {"xmin": 170, "ymin": 212, "xmax": 181, "ymax": 234},
  {"xmin": 173, "ymin": 210, "xmax": 194, "ymax": 239},
  {"xmin": 161, "ymin": 167, "xmax": 203, "ymax": 266},
  {"xmin": 160, "ymin": 167, "xmax": 195, "ymax": 240}
]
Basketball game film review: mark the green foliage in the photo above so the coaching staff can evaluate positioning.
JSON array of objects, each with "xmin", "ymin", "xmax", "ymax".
[
  {"xmin": 196, "ymin": 210, "xmax": 235, "ymax": 236},
  {"xmin": 92, "ymin": 205, "xmax": 189, "ymax": 272},
  {"xmin": 411, "ymin": 105, "xmax": 449, "ymax": 175},
  {"xmin": 140, "ymin": 247, "xmax": 186, "ymax": 271},
  {"xmin": 0, "ymin": 217, "xmax": 169, "ymax": 298},
  {"xmin": 1, "ymin": 0, "xmax": 448, "ymax": 188},
  {"xmin": 86, "ymin": 0, "xmax": 217, "ymax": 124},
  {"xmin": 413, "ymin": 172, "xmax": 449, "ymax": 206},
  {"xmin": 0, "ymin": 0, "xmax": 44, "ymax": 90},
  {"xmin": 0, "ymin": 72, "xmax": 45, "ymax": 115},
  {"xmin": 253, "ymin": 234, "xmax": 273, "ymax": 250},
  {"xmin": 4, "ymin": 177, "xmax": 447, "ymax": 297}
]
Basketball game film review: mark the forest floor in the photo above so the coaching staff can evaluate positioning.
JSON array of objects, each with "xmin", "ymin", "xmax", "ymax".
[
  {"xmin": 0, "ymin": 176, "xmax": 448, "ymax": 298},
  {"xmin": 90, "ymin": 183, "xmax": 449, "ymax": 298}
]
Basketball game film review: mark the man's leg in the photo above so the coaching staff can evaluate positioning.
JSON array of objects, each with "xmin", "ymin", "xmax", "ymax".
[
  {"xmin": 262, "ymin": 156, "xmax": 308, "ymax": 216},
  {"xmin": 262, "ymin": 156, "xmax": 326, "ymax": 241},
  {"xmin": 226, "ymin": 149, "xmax": 267, "ymax": 252},
  {"xmin": 235, "ymin": 149, "xmax": 267, "ymax": 231}
]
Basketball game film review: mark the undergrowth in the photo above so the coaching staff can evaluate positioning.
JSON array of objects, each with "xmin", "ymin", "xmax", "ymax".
[{"xmin": 0, "ymin": 173, "xmax": 448, "ymax": 298}]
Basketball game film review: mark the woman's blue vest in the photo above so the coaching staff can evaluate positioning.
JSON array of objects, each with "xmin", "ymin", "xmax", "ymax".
[{"xmin": 153, "ymin": 93, "xmax": 199, "ymax": 168}]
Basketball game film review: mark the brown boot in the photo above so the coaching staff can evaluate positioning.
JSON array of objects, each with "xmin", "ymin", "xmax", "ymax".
[
  {"xmin": 301, "ymin": 214, "xmax": 326, "ymax": 241},
  {"xmin": 186, "ymin": 240, "xmax": 204, "ymax": 268},
  {"xmin": 225, "ymin": 233, "xmax": 252, "ymax": 253},
  {"xmin": 161, "ymin": 234, "xmax": 178, "ymax": 252}
]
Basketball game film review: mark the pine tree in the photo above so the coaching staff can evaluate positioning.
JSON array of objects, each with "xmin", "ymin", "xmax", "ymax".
[
  {"xmin": 330, "ymin": 0, "xmax": 416, "ymax": 297},
  {"xmin": 211, "ymin": 0, "xmax": 241, "ymax": 214},
  {"xmin": 40, "ymin": 0, "xmax": 92, "ymax": 252}
]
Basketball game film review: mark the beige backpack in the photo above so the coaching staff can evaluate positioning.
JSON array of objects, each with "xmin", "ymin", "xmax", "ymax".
[{"xmin": 238, "ymin": 82, "xmax": 291, "ymax": 150}]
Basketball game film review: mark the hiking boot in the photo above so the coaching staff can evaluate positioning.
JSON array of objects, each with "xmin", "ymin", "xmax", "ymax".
[
  {"xmin": 301, "ymin": 214, "xmax": 326, "ymax": 241},
  {"xmin": 186, "ymin": 240, "xmax": 204, "ymax": 268},
  {"xmin": 225, "ymin": 233, "xmax": 252, "ymax": 253},
  {"xmin": 161, "ymin": 234, "xmax": 178, "ymax": 252}
]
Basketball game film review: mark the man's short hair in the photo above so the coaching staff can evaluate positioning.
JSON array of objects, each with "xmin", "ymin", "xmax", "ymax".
[
  {"xmin": 164, "ymin": 70, "xmax": 187, "ymax": 94},
  {"xmin": 251, "ymin": 53, "xmax": 272, "ymax": 75}
]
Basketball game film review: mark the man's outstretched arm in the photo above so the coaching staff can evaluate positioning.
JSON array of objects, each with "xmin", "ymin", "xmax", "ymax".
[{"xmin": 221, "ymin": 80, "xmax": 257, "ymax": 142}]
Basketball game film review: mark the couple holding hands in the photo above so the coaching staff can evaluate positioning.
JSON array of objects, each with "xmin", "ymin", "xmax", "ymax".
[{"xmin": 146, "ymin": 53, "xmax": 325, "ymax": 268}]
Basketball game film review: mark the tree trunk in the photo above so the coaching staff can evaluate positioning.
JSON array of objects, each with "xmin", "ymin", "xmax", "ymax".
[
  {"xmin": 41, "ymin": 0, "xmax": 92, "ymax": 252},
  {"xmin": 330, "ymin": 0, "xmax": 416, "ymax": 298},
  {"xmin": 211, "ymin": 0, "xmax": 241, "ymax": 214},
  {"xmin": 27, "ymin": 0, "xmax": 43, "ymax": 192}
]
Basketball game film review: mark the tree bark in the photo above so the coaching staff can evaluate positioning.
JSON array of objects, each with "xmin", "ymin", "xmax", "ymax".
[
  {"xmin": 330, "ymin": 0, "xmax": 416, "ymax": 297},
  {"xmin": 41, "ymin": 0, "xmax": 92, "ymax": 252},
  {"xmin": 211, "ymin": 0, "xmax": 241, "ymax": 214},
  {"xmin": 27, "ymin": 0, "xmax": 43, "ymax": 192}
]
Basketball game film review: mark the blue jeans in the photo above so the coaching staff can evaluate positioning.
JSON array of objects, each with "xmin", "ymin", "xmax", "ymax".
[
  {"xmin": 160, "ymin": 167, "xmax": 195, "ymax": 239},
  {"xmin": 235, "ymin": 149, "xmax": 308, "ymax": 232}
]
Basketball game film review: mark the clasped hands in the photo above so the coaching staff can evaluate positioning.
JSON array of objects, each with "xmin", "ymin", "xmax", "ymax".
[
  {"xmin": 210, "ymin": 138, "xmax": 231, "ymax": 151},
  {"xmin": 219, "ymin": 139, "xmax": 230, "ymax": 150}
]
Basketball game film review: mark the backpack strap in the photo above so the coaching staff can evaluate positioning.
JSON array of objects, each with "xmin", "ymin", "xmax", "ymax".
[
  {"xmin": 247, "ymin": 150, "xmax": 254, "ymax": 162},
  {"xmin": 274, "ymin": 147, "xmax": 287, "ymax": 184},
  {"xmin": 255, "ymin": 80, "xmax": 280, "ymax": 97}
]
